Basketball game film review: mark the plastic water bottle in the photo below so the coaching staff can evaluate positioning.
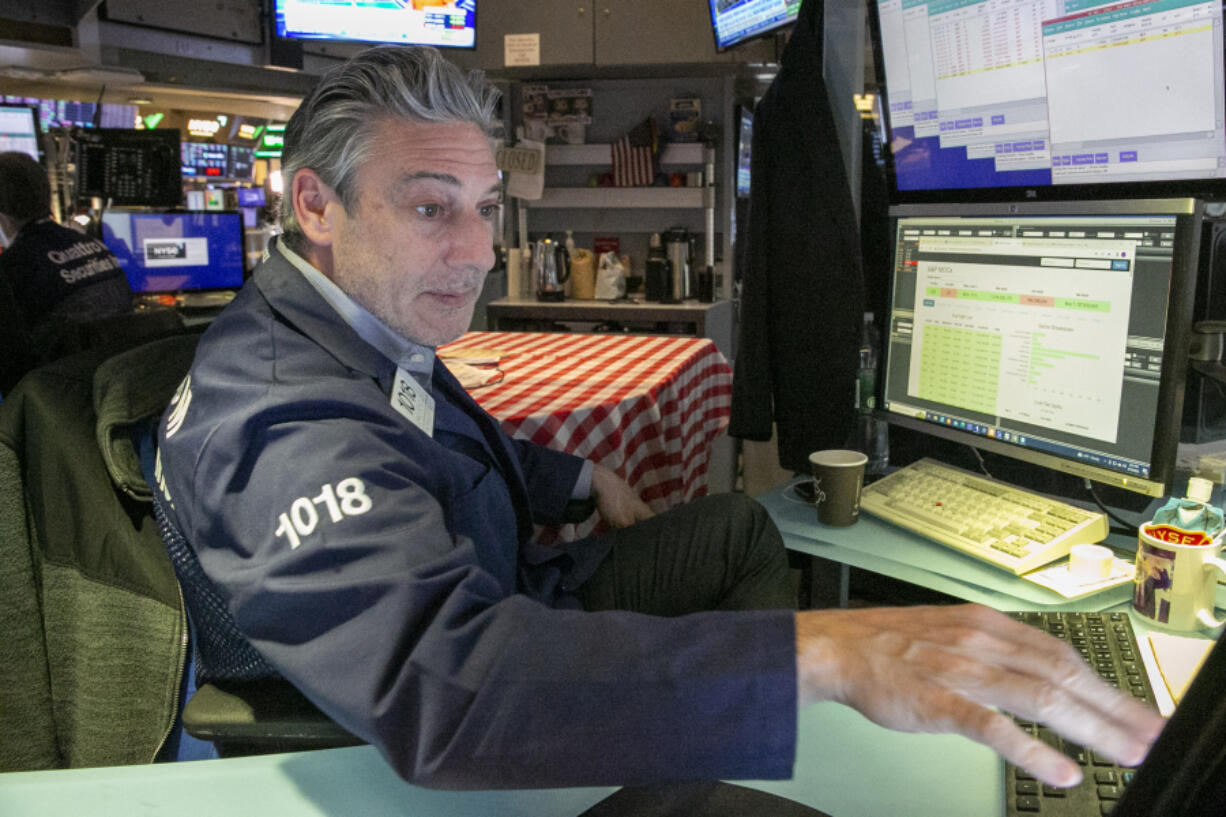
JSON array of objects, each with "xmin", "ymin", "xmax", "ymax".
[{"xmin": 856, "ymin": 312, "xmax": 889, "ymax": 477}]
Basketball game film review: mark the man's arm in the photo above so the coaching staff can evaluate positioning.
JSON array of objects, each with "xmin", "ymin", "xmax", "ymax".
[
  {"xmin": 795, "ymin": 604, "xmax": 1165, "ymax": 788},
  {"xmin": 507, "ymin": 437, "xmax": 653, "ymax": 528}
]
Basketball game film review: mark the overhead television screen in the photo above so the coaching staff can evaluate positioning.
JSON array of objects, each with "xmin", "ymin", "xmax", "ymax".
[
  {"xmin": 274, "ymin": 0, "xmax": 476, "ymax": 48},
  {"xmin": 228, "ymin": 145, "xmax": 256, "ymax": 180},
  {"xmin": 181, "ymin": 142, "xmax": 228, "ymax": 178},
  {"xmin": 869, "ymin": 0, "xmax": 1226, "ymax": 201},
  {"xmin": 75, "ymin": 129, "xmax": 182, "ymax": 208},
  {"xmin": 709, "ymin": 0, "xmax": 801, "ymax": 51}
]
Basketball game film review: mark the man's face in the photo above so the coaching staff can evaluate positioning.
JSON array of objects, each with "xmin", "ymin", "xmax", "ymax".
[{"xmin": 328, "ymin": 116, "xmax": 500, "ymax": 347}]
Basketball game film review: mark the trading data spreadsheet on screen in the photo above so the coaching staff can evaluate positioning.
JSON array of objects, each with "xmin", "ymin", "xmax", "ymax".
[
  {"xmin": 709, "ymin": 0, "xmax": 801, "ymax": 50},
  {"xmin": 0, "ymin": 105, "xmax": 40, "ymax": 160},
  {"xmin": 871, "ymin": 0, "xmax": 1226, "ymax": 196},
  {"xmin": 880, "ymin": 199, "xmax": 1201, "ymax": 496}
]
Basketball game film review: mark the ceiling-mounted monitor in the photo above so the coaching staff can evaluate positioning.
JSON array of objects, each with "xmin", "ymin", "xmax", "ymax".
[
  {"xmin": 181, "ymin": 141, "xmax": 228, "ymax": 179},
  {"xmin": 868, "ymin": 0, "xmax": 1226, "ymax": 202},
  {"xmin": 709, "ymin": 0, "xmax": 800, "ymax": 51},
  {"xmin": 75, "ymin": 129, "xmax": 182, "ymax": 208},
  {"xmin": 273, "ymin": 0, "xmax": 476, "ymax": 48}
]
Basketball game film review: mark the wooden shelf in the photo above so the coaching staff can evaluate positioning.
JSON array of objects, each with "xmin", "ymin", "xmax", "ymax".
[{"xmin": 525, "ymin": 187, "xmax": 704, "ymax": 208}]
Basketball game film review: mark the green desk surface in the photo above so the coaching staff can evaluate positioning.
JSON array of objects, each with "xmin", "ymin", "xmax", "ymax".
[
  {"xmin": 0, "ymin": 746, "xmax": 614, "ymax": 817},
  {"xmin": 760, "ymin": 477, "xmax": 1141, "ymax": 611},
  {"xmin": 0, "ymin": 705, "xmax": 1004, "ymax": 817}
]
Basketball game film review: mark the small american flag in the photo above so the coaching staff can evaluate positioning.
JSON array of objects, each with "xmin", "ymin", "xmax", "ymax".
[{"xmin": 612, "ymin": 117, "xmax": 659, "ymax": 187}]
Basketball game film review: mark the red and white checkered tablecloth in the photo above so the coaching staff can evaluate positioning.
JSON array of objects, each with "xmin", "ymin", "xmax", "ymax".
[{"xmin": 439, "ymin": 331, "xmax": 733, "ymax": 541}]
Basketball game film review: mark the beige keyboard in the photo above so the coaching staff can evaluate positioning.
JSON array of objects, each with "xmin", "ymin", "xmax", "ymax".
[{"xmin": 860, "ymin": 458, "xmax": 1110, "ymax": 575}]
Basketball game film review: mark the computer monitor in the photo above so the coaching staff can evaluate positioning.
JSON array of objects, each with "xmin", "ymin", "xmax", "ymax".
[
  {"xmin": 181, "ymin": 141, "xmax": 228, "ymax": 179},
  {"xmin": 735, "ymin": 105, "xmax": 753, "ymax": 198},
  {"xmin": 708, "ymin": 0, "xmax": 800, "ymax": 51},
  {"xmin": 76, "ymin": 129, "xmax": 182, "ymax": 208},
  {"xmin": 235, "ymin": 186, "xmax": 266, "ymax": 208},
  {"xmin": 879, "ymin": 198, "xmax": 1204, "ymax": 498},
  {"xmin": 100, "ymin": 210, "xmax": 246, "ymax": 294},
  {"xmin": 868, "ymin": 0, "xmax": 1226, "ymax": 202},
  {"xmin": 273, "ymin": 0, "xmax": 476, "ymax": 47},
  {"xmin": 0, "ymin": 104, "xmax": 41, "ymax": 161},
  {"xmin": 228, "ymin": 145, "xmax": 256, "ymax": 181}
]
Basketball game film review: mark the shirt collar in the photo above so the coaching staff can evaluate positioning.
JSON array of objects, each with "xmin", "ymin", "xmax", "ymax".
[{"xmin": 276, "ymin": 240, "xmax": 435, "ymax": 376}]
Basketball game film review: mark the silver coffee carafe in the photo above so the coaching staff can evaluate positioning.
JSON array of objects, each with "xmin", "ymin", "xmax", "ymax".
[
  {"xmin": 533, "ymin": 237, "xmax": 570, "ymax": 302},
  {"xmin": 663, "ymin": 227, "xmax": 695, "ymax": 302}
]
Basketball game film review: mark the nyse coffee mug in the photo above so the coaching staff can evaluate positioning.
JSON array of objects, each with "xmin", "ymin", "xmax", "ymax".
[
  {"xmin": 808, "ymin": 449, "xmax": 867, "ymax": 527},
  {"xmin": 1132, "ymin": 523, "xmax": 1226, "ymax": 631}
]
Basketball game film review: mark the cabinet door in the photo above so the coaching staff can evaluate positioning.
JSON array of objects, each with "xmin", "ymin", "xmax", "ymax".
[
  {"xmin": 593, "ymin": 0, "xmax": 773, "ymax": 66},
  {"xmin": 476, "ymin": 1, "xmax": 594, "ymax": 69}
]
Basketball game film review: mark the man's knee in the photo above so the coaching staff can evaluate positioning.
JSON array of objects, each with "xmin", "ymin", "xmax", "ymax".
[{"xmin": 721, "ymin": 492, "xmax": 779, "ymax": 536}]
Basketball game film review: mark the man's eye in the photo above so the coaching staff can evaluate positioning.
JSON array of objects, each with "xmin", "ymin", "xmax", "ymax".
[
  {"xmin": 417, "ymin": 204, "xmax": 442, "ymax": 218},
  {"xmin": 479, "ymin": 203, "xmax": 502, "ymax": 219}
]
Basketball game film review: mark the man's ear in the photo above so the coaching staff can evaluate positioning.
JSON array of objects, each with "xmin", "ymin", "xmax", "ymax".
[{"xmin": 291, "ymin": 168, "xmax": 343, "ymax": 247}]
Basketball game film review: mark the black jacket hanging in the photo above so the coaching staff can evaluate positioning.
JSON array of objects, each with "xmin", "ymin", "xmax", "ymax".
[{"xmin": 728, "ymin": 0, "xmax": 865, "ymax": 473}]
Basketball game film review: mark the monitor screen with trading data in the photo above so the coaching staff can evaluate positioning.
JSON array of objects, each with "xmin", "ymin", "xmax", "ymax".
[
  {"xmin": 709, "ymin": 0, "xmax": 801, "ymax": 51},
  {"xmin": 879, "ymin": 198, "xmax": 1203, "ymax": 497},
  {"xmin": 868, "ymin": 0, "xmax": 1226, "ymax": 201},
  {"xmin": 0, "ymin": 104, "xmax": 40, "ymax": 161}
]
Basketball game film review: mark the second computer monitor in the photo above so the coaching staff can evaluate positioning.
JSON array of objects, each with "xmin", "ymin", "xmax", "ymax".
[
  {"xmin": 100, "ymin": 210, "xmax": 245, "ymax": 294},
  {"xmin": 879, "ymin": 198, "xmax": 1204, "ymax": 497}
]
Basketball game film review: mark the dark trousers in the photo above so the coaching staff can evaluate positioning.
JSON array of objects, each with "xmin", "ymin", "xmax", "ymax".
[{"xmin": 578, "ymin": 493, "xmax": 795, "ymax": 616}]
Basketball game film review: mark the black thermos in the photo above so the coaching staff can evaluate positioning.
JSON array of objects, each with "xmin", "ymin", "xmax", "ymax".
[{"xmin": 645, "ymin": 232, "xmax": 670, "ymax": 302}]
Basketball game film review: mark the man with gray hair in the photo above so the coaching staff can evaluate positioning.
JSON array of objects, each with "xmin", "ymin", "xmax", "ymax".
[{"xmin": 155, "ymin": 46, "xmax": 1162, "ymax": 791}]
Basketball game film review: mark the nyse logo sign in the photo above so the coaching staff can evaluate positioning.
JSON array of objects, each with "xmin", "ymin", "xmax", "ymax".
[{"xmin": 146, "ymin": 241, "xmax": 188, "ymax": 261}]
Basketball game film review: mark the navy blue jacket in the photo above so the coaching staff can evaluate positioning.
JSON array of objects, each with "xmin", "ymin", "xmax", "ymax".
[{"xmin": 156, "ymin": 246, "xmax": 796, "ymax": 788}]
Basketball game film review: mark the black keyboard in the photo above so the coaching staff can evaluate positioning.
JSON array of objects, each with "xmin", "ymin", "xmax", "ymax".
[{"xmin": 1005, "ymin": 611, "xmax": 1155, "ymax": 817}]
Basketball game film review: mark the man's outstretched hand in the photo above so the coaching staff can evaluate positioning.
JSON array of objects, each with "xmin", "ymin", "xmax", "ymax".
[{"xmin": 795, "ymin": 604, "xmax": 1165, "ymax": 788}]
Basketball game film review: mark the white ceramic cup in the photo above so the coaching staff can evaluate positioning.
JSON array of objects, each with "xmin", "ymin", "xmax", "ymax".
[
  {"xmin": 1070, "ymin": 543, "xmax": 1114, "ymax": 580},
  {"xmin": 1133, "ymin": 523, "xmax": 1226, "ymax": 631}
]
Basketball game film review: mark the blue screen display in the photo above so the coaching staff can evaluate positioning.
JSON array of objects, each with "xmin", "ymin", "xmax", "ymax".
[
  {"xmin": 871, "ymin": 0, "xmax": 1226, "ymax": 198},
  {"xmin": 236, "ymin": 187, "xmax": 266, "ymax": 207},
  {"xmin": 709, "ymin": 0, "xmax": 800, "ymax": 51},
  {"xmin": 736, "ymin": 108, "xmax": 753, "ymax": 197},
  {"xmin": 274, "ymin": 0, "xmax": 475, "ymax": 47},
  {"xmin": 100, "ymin": 211, "xmax": 245, "ymax": 293}
]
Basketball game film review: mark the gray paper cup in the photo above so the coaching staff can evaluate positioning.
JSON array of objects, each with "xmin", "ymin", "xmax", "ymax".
[{"xmin": 809, "ymin": 449, "xmax": 867, "ymax": 527}]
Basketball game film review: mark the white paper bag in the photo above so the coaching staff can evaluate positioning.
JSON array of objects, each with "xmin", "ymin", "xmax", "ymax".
[{"xmin": 596, "ymin": 252, "xmax": 626, "ymax": 299}]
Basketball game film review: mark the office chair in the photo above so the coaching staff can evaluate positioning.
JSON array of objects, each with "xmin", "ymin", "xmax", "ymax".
[
  {"xmin": 0, "ymin": 330, "xmax": 196, "ymax": 771},
  {"xmin": 155, "ymin": 469, "xmax": 598, "ymax": 758},
  {"xmin": 159, "ymin": 493, "xmax": 597, "ymax": 758},
  {"xmin": 151, "ymin": 490, "xmax": 366, "ymax": 757}
]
